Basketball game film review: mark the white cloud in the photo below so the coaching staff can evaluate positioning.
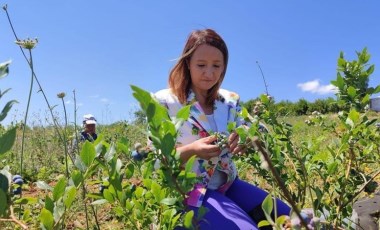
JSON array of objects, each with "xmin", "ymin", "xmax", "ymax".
[
  {"xmin": 65, "ymin": 100, "xmax": 71, "ymax": 104},
  {"xmin": 100, "ymin": 98, "xmax": 109, "ymax": 104},
  {"xmin": 297, "ymin": 79, "xmax": 337, "ymax": 95}
]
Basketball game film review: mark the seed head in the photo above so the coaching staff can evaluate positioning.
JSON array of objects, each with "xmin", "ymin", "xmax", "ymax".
[
  {"xmin": 57, "ymin": 92, "xmax": 66, "ymax": 99},
  {"xmin": 15, "ymin": 38, "xmax": 38, "ymax": 50}
]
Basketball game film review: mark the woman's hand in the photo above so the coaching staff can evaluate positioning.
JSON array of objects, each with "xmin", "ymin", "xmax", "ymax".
[
  {"xmin": 177, "ymin": 135, "xmax": 222, "ymax": 162},
  {"xmin": 228, "ymin": 131, "xmax": 247, "ymax": 156}
]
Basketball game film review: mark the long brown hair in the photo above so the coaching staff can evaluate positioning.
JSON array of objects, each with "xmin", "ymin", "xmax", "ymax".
[{"xmin": 168, "ymin": 29, "xmax": 229, "ymax": 106}]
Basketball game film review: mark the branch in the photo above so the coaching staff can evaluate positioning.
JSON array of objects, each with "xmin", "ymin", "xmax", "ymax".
[
  {"xmin": 252, "ymin": 137, "xmax": 310, "ymax": 229},
  {"xmin": 0, "ymin": 205, "xmax": 28, "ymax": 229}
]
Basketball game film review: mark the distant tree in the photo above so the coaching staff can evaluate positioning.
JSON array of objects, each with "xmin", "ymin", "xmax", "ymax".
[
  {"xmin": 325, "ymin": 97, "xmax": 340, "ymax": 113},
  {"xmin": 275, "ymin": 100, "xmax": 294, "ymax": 116},
  {"xmin": 308, "ymin": 99, "xmax": 329, "ymax": 114},
  {"xmin": 133, "ymin": 109, "xmax": 146, "ymax": 125},
  {"xmin": 293, "ymin": 98, "xmax": 309, "ymax": 115}
]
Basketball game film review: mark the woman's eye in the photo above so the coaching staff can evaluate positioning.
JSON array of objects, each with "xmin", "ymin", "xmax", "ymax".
[
  {"xmin": 213, "ymin": 65, "xmax": 220, "ymax": 68},
  {"xmin": 197, "ymin": 64, "xmax": 205, "ymax": 68}
]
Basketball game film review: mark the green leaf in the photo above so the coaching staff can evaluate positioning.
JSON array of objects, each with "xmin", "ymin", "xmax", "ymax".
[
  {"xmin": 337, "ymin": 57, "xmax": 346, "ymax": 68},
  {"xmin": 91, "ymin": 199, "xmax": 108, "ymax": 205},
  {"xmin": 0, "ymin": 174, "xmax": 9, "ymax": 192},
  {"xmin": 103, "ymin": 189, "xmax": 115, "ymax": 202},
  {"xmin": 160, "ymin": 197, "xmax": 177, "ymax": 206},
  {"xmin": 53, "ymin": 178, "xmax": 67, "ymax": 201},
  {"xmin": 227, "ymin": 121, "xmax": 237, "ymax": 133},
  {"xmin": 260, "ymin": 94, "xmax": 269, "ymax": 104},
  {"xmin": 161, "ymin": 133, "xmax": 175, "ymax": 156},
  {"xmin": 0, "ymin": 100, "xmax": 18, "ymax": 122},
  {"xmin": 0, "ymin": 88, "xmax": 11, "ymax": 99},
  {"xmin": 151, "ymin": 181, "xmax": 162, "ymax": 201},
  {"xmin": 104, "ymin": 142, "xmax": 116, "ymax": 162},
  {"xmin": 63, "ymin": 186, "xmax": 76, "ymax": 208},
  {"xmin": 39, "ymin": 208, "xmax": 54, "ymax": 230},
  {"xmin": 347, "ymin": 86, "xmax": 357, "ymax": 98},
  {"xmin": 184, "ymin": 210, "xmax": 194, "ymax": 229},
  {"xmin": 0, "ymin": 60, "xmax": 11, "ymax": 79},
  {"xmin": 275, "ymin": 215, "xmax": 289, "ymax": 225},
  {"xmin": 261, "ymin": 195, "xmax": 274, "ymax": 223},
  {"xmin": 176, "ymin": 105, "xmax": 190, "ymax": 120},
  {"xmin": 80, "ymin": 141, "xmax": 96, "ymax": 167},
  {"xmin": 143, "ymin": 178, "xmax": 152, "ymax": 189},
  {"xmin": 125, "ymin": 163, "xmax": 134, "ymax": 179},
  {"xmin": 0, "ymin": 189, "xmax": 8, "ymax": 216},
  {"xmin": 44, "ymin": 195, "xmax": 54, "ymax": 213},
  {"xmin": 36, "ymin": 181, "xmax": 53, "ymax": 191},
  {"xmin": 185, "ymin": 155, "xmax": 196, "ymax": 174},
  {"xmin": 240, "ymin": 106, "xmax": 249, "ymax": 119},
  {"xmin": 258, "ymin": 220, "xmax": 271, "ymax": 228},
  {"xmin": 327, "ymin": 162, "xmax": 338, "ymax": 175},
  {"xmin": 131, "ymin": 85, "xmax": 153, "ymax": 111},
  {"xmin": 348, "ymin": 109, "xmax": 360, "ymax": 123},
  {"xmin": 70, "ymin": 170, "xmax": 83, "ymax": 187},
  {"xmin": 117, "ymin": 142, "xmax": 129, "ymax": 155},
  {"xmin": 171, "ymin": 212, "xmax": 182, "ymax": 227},
  {"xmin": 331, "ymin": 73, "xmax": 344, "ymax": 89},
  {"xmin": 367, "ymin": 65, "xmax": 375, "ymax": 75},
  {"xmin": 361, "ymin": 94, "xmax": 370, "ymax": 104},
  {"xmin": 13, "ymin": 197, "xmax": 37, "ymax": 205},
  {"xmin": 0, "ymin": 127, "xmax": 17, "ymax": 155},
  {"xmin": 134, "ymin": 187, "xmax": 144, "ymax": 198},
  {"xmin": 373, "ymin": 85, "xmax": 380, "ymax": 94}
]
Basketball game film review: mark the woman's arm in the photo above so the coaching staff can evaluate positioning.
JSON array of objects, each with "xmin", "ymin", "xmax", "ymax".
[{"xmin": 176, "ymin": 135, "xmax": 222, "ymax": 163}]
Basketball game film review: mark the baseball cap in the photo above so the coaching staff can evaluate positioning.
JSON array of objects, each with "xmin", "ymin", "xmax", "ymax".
[{"xmin": 83, "ymin": 114, "xmax": 97, "ymax": 124}]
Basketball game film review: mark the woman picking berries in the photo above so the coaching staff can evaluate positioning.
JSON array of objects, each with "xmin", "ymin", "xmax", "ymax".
[{"xmin": 153, "ymin": 29, "xmax": 291, "ymax": 229}]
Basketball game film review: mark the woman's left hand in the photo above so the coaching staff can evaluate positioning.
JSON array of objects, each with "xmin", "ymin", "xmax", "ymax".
[{"xmin": 228, "ymin": 132, "xmax": 247, "ymax": 155}]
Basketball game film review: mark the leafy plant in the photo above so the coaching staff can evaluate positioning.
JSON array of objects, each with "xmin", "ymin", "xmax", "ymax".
[{"xmin": 240, "ymin": 48, "xmax": 380, "ymax": 229}]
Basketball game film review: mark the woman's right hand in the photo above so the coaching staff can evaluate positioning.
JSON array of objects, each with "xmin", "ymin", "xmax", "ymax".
[{"xmin": 177, "ymin": 135, "xmax": 222, "ymax": 162}]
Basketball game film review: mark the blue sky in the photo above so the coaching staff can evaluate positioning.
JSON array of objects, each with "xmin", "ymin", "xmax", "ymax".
[{"xmin": 1, "ymin": 1, "xmax": 379, "ymax": 126}]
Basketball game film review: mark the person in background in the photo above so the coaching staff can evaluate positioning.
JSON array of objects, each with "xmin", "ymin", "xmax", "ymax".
[
  {"xmin": 131, "ymin": 143, "xmax": 150, "ymax": 161},
  {"xmin": 80, "ymin": 114, "xmax": 98, "ymax": 142},
  {"xmin": 69, "ymin": 114, "xmax": 98, "ymax": 161},
  {"xmin": 153, "ymin": 29, "xmax": 291, "ymax": 229}
]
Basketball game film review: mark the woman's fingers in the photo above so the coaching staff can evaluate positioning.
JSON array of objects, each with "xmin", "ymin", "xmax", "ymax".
[
  {"xmin": 228, "ymin": 132, "xmax": 249, "ymax": 155},
  {"xmin": 205, "ymin": 135, "xmax": 218, "ymax": 143}
]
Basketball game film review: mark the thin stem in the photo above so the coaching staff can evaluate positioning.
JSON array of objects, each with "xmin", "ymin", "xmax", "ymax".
[
  {"xmin": 0, "ymin": 205, "xmax": 28, "ymax": 229},
  {"xmin": 252, "ymin": 138, "xmax": 310, "ymax": 230},
  {"xmin": 3, "ymin": 5, "xmax": 64, "ymax": 143},
  {"xmin": 90, "ymin": 205, "xmax": 100, "ymax": 230},
  {"xmin": 81, "ymin": 183, "xmax": 90, "ymax": 229},
  {"xmin": 20, "ymin": 49, "xmax": 34, "ymax": 178},
  {"xmin": 61, "ymin": 97, "xmax": 69, "ymax": 177},
  {"xmin": 342, "ymin": 168, "xmax": 380, "ymax": 208},
  {"xmin": 256, "ymin": 61, "xmax": 269, "ymax": 95},
  {"xmin": 73, "ymin": 90, "xmax": 80, "ymax": 155}
]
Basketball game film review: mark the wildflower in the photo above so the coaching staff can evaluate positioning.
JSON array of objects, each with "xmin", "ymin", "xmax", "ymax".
[
  {"xmin": 57, "ymin": 92, "xmax": 66, "ymax": 99},
  {"xmin": 2, "ymin": 4, "xmax": 7, "ymax": 10},
  {"xmin": 15, "ymin": 38, "xmax": 38, "ymax": 50}
]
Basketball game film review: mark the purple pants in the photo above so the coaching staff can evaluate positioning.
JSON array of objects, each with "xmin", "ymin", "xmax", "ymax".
[{"xmin": 186, "ymin": 178, "xmax": 291, "ymax": 229}]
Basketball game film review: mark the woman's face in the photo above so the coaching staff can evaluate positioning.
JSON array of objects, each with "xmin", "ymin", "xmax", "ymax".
[
  {"xmin": 85, "ymin": 124, "xmax": 96, "ymax": 134},
  {"xmin": 189, "ymin": 44, "xmax": 224, "ymax": 96}
]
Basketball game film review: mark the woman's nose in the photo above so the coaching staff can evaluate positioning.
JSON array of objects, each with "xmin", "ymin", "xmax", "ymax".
[{"xmin": 203, "ymin": 67, "xmax": 214, "ymax": 77}]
